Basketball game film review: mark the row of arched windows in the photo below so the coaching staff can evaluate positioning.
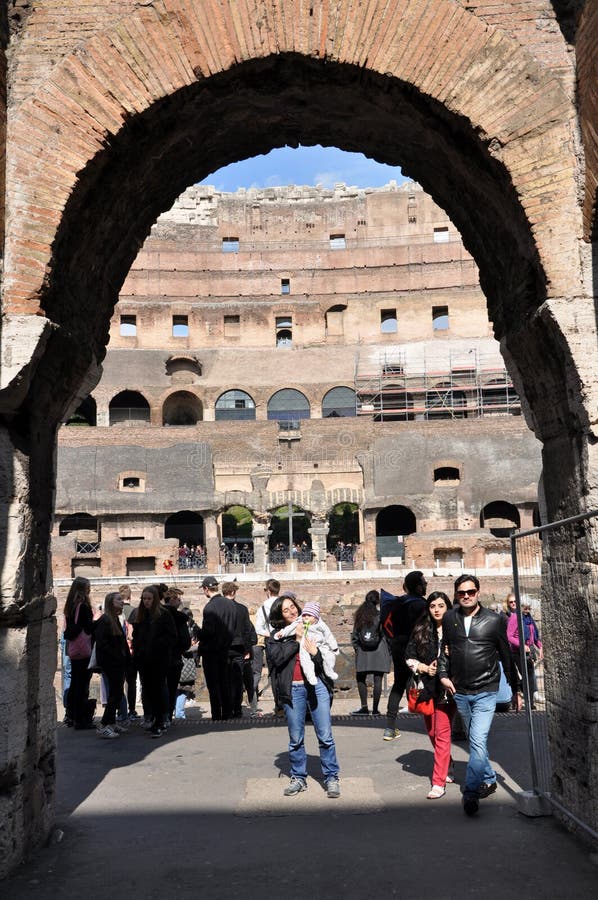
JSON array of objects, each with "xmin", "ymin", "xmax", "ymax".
[
  {"xmin": 68, "ymin": 386, "xmax": 358, "ymax": 425},
  {"xmin": 59, "ymin": 500, "xmax": 529, "ymax": 543}
]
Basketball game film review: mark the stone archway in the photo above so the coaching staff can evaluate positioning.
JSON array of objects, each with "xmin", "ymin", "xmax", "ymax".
[{"xmin": 1, "ymin": 0, "xmax": 596, "ymax": 875}]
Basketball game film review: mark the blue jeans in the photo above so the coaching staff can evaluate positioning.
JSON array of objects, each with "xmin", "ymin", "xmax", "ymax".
[
  {"xmin": 284, "ymin": 680, "xmax": 340, "ymax": 782},
  {"xmin": 174, "ymin": 692, "xmax": 187, "ymax": 719},
  {"xmin": 453, "ymin": 691, "xmax": 498, "ymax": 799}
]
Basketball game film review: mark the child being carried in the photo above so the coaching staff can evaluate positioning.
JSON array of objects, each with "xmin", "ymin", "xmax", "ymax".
[{"xmin": 275, "ymin": 601, "xmax": 339, "ymax": 685}]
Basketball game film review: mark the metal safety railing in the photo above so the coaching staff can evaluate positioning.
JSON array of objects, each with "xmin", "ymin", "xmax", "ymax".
[{"xmin": 510, "ymin": 508, "xmax": 598, "ymax": 841}]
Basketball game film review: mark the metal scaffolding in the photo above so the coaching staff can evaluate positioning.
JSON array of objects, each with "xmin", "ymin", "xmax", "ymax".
[{"xmin": 354, "ymin": 347, "xmax": 521, "ymax": 421}]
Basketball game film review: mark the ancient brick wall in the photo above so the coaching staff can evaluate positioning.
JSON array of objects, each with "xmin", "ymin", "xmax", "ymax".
[
  {"xmin": 578, "ymin": 0, "xmax": 598, "ymax": 238},
  {"xmin": 1, "ymin": 0, "xmax": 596, "ymax": 876}
]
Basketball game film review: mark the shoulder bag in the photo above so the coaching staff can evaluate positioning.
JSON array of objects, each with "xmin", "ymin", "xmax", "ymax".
[
  {"xmin": 407, "ymin": 673, "xmax": 435, "ymax": 716},
  {"xmin": 67, "ymin": 603, "xmax": 92, "ymax": 660}
]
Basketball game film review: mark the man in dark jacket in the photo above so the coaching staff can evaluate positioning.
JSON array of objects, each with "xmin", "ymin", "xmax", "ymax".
[
  {"xmin": 439, "ymin": 573, "xmax": 512, "ymax": 816},
  {"xmin": 222, "ymin": 581, "xmax": 258, "ymax": 717},
  {"xmin": 381, "ymin": 570, "xmax": 427, "ymax": 740},
  {"xmin": 199, "ymin": 575, "xmax": 237, "ymax": 720}
]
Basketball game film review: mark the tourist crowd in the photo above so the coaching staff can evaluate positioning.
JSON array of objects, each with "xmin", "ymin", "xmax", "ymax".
[{"xmin": 62, "ymin": 571, "xmax": 540, "ymax": 813}]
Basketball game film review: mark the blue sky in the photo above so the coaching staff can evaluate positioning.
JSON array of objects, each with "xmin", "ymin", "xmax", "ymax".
[{"xmin": 199, "ymin": 145, "xmax": 407, "ymax": 191}]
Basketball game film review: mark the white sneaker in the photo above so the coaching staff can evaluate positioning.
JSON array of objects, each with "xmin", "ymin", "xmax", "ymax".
[
  {"xmin": 98, "ymin": 726, "xmax": 119, "ymax": 739},
  {"xmin": 114, "ymin": 720, "xmax": 129, "ymax": 733}
]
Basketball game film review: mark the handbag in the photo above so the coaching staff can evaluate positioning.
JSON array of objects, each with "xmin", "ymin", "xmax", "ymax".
[
  {"xmin": 180, "ymin": 654, "xmax": 197, "ymax": 684},
  {"xmin": 67, "ymin": 604, "xmax": 92, "ymax": 660},
  {"xmin": 87, "ymin": 643, "xmax": 98, "ymax": 670},
  {"xmin": 407, "ymin": 674, "xmax": 435, "ymax": 716}
]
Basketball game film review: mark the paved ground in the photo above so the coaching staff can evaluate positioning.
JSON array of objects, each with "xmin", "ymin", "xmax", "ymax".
[{"xmin": 4, "ymin": 701, "xmax": 597, "ymax": 899}]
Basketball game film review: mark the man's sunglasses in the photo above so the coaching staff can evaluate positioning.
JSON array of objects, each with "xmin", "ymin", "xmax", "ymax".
[{"xmin": 456, "ymin": 588, "xmax": 478, "ymax": 598}]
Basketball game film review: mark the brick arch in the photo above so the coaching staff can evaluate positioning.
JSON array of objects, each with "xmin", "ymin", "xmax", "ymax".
[
  {"xmin": 578, "ymin": 0, "xmax": 598, "ymax": 238},
  {"xmin": 4, "ymin": 1, "xmax": 581, "ymax": 436}
]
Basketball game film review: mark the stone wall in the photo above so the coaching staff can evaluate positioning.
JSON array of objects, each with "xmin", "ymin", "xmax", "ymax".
[{"xmin": 0, "ymin": 0, "xmax": 596, "ymax": 877}]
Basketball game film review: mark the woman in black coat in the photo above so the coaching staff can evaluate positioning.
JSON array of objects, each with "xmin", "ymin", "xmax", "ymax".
[
  {"xmin": 132, "ymin": 585, "xmax": 178, "ymax": 737},
  {"xmin": 94, "ymin": 591, "xmax": 130, "ymax": 739},
  {"xmin": 350, "ymin": 590, "xmax": 391, "ymax": 716},
  {"xmin": 63, "ymin": 576, "xmax": 94, "ymax": 729}
]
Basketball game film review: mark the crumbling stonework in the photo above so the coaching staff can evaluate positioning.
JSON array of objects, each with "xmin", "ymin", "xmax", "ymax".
[{"xmin": 1, "ymin": 0, "xmax": 597, "ymax": 876}]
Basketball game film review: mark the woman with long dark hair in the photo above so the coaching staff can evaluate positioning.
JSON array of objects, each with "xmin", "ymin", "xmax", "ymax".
[
  {"xmin": 405, "ymin": 591, "xmax": 456, "ymax": 799},
  {"xmin": 132, "ymin": 585, "xmax": 178, "ymax": 737},
  {"xmin": 351, "ymin": 590, "xmax": 391, "ymax": 715},
  {"xmin": 63, "ymin": 576, "xmax": 95, "ymax": 729},
  {"xmin": 94, "ymin": 591, "xmax": 131, "ymax": 739},
  {"xmin": 266, "ymin": 595, "xmax": 341, "ymax": 799}
]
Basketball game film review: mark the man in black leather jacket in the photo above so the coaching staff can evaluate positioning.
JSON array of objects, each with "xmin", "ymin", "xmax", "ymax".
[{"xmin": 438, "ymin": 573, "xmax": 512, "ymax": 816}]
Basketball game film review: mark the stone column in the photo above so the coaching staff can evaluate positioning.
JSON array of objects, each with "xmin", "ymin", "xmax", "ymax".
[
  {"xmin": 252, "ymin": 515, "xmax": 271, "ymax": 572},
  {"xmin": 202, "ymin": 512, "xmax": 220, "ymax": 572},
  {"xmin": 362, "ymin": 510, "xmax": 378, "ymax": 566},
  {"xmin": 0, "ymin": 423, "xmax": 58, "ymax": 878},
  {"xmin": 308, "ymin": 516, "xmax": 329, "ymax": 565}
]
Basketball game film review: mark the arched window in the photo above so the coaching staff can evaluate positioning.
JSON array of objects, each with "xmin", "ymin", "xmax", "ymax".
[
  {"xmin": 59, "ymin": 513, "xmax": 99, "ymax": 537},
  {"xmin": 426, "ymin": 383, "xmax": 467, "ymax": 419},
  {"xmin": 327, "ymin": 503, "xmax": 360, "ymax": 560},
  {"xmin": 480, "ymin": 501, "xmax": 520, "ymax": 537},
  {"xmin": 109, "ymin": 390, "xmax": 150, "ymax": 425},
  {"xmin": 267, "ymin": 389, "xmax": 310, "ymax": 423},
  {"xmin": 162, "ymin": 391, "xmax": 202, "ymax": 426},
  {"xmin": 481, "ymin": 377, "xmax": 519, "ymax": 415},
  {"xmin": 164, "ymin": 511, "xmax": 204, "ymax": 545},
  {"xmin": 375, "ymin": 505, "xmax": 416, "ymax": 562},
  {"xmin": 322, "ymin": 386, "xmax": 356, "ymax": 418},
  {"xmin": 268, "ymin": 505, "xmax": 312, "ymax": 563},
  {"xmin": 374, "ymin": 387, "xmax": 414, "ymax": 422},
  {"xmin": 165, "ymin": 355, "xmax": 202, "ymax": 379},
  {"xmin": 221, "ymin": 506, "xmax": 254, "ymax": 565},
  {"xmin": 325, "ymin": 304, "xmax": 347, "ymax": 336},
  {"xmin": 66, "ymin": 395, "xmax": 97, "ymax": 426},
  {"xmin": 215, "ymin": 390, "xmax": 256, "ymax": 421}
]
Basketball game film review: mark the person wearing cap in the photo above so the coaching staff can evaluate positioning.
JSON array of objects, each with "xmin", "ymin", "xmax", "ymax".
[
  {"xmin": 266, "ymin": 595, "xmax": 341, "ymax": 799},
  {"xmin": 199, "ymin": 576, "xmax": 237, "ymax": 720}
]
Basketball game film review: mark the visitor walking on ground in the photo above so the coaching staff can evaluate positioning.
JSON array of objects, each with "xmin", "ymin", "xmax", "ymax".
[
  {"xmin": 163, "ymin": 588, "xmax": 192, "ymax": 722},
  {"xmin": 381, "ymin": 570, "xmax": 428, "ymax": 740},
  {"xmin": 63, "ymin": 576, "xmax": 95, "ymax": 730},
  {"xmin": 222, "ymin": 581, "xmax": 258, "ymax": 717},
  {"xmin": 439, "ymin": 574, "xmax": 513, "ymax": 816},
  {"xmin": 94, "ymin": 591, "xmax": 131, "ymax": 739},
  {"xmin": 199, "ymin": 575, "xmax": 237, "ymax": 720},
  {"xmin": 350, "ymin": 589, "xmax": 391, "ymax": 715},
  {"xmin": 507, "ymin": 600, "xmax": 543, "ymax": 708},
  {"xmin": 405, "ymin": 591, "xmax": 456, "ymax": 798},
  {"xmin": 132, "ymin": 585, "xmax": 178, "ymax": 737},
  {"xmin": 504, "ymin": 590, "xmax": 522, "ymax": 710},
  {"xmin": 266, "ymin": 595, "xmax": 341, "ymax": 799}
]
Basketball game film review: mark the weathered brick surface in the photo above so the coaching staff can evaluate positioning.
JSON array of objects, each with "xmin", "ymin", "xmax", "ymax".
[
  {"xmin": 1, "ymin": 0, "xmax": 597, "ymax": 877},
  {"xmin": 578, "ymin": 0, "xmax": 598, "ymax": 238}
]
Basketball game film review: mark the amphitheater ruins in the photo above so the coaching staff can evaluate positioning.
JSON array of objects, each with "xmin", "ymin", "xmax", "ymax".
[{"xmin": 0, "ymin": 0, "xmax": 597, "ymax": 875}]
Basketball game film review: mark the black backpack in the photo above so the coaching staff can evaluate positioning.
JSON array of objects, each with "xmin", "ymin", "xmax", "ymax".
[{"xmin": 358, "ymin": 618, "xmax": 382, "ymax": 650}]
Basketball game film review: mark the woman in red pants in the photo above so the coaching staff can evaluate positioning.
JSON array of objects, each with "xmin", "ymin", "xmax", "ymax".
[{"xmin": 405, "ymin": 591, "xmax": 456, "ymax": 799}]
